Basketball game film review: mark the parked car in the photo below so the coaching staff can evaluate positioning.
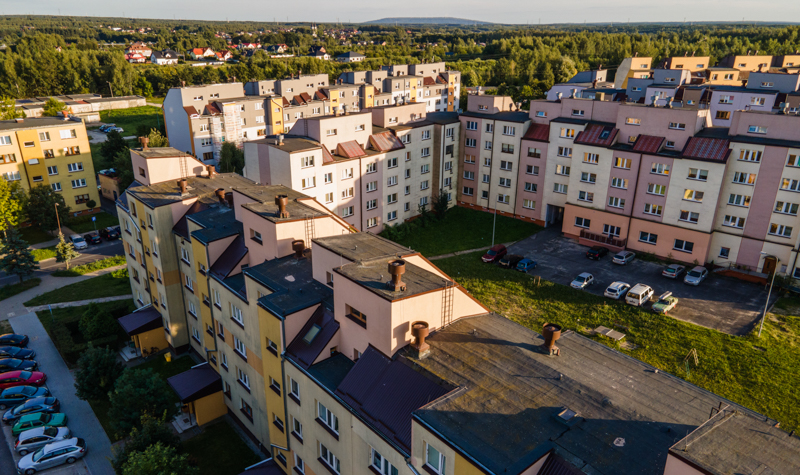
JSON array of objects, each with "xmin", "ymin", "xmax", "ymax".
[
  {"xmin": 652, "ymin": 291, "xmax": 679, "ymax": 314},
  {"xmin": 0, "ymin": 371, "xmax": 46, "ymax": 390},
  {"xmin": 498, "ymin": 254, "xmax": 523, "ymax": 269},
  {"xmin": 626, "ymin": 284, "xmax": 655, "ymax": 307},
  {"xmin": 0, "ymin": 358, "xmax": 37, "ymax": 372},
  {"xmin": 98, "ymin": 124, "xmax": 115, "ymax": 132},
  {"xmin": 83, "ymin": 232, "xmax": 102, "ymax": 245},
  {"xmin": 17, "ymin": 437, "xmax": 86, "ymax": 473},
  {"xmin": 570, "ymin": 272, "xmax": 595, "ymax": 290},
  {"xmin": 3, "ymin": 397, "xmax": 60, "ymax": 425},
  {"xmin": 604, "ymin": 281, "xmax": 631, "ymax": 300},
  {"xmin": 0, "ymin": 386, "xmax": 49, "ymax": 410},
  {"xmin": 612, "ymin": 251, "xmax": 636, "ymax": 265},
  {"xmin": 99, "ymin": 226, "xmax": 120, "ymax": 240},
  {"xmin": 107, "ymin": 126, "xmax": 124, "ymax": 133},
  {"xmin": 684, "ymin": 266, "xmax": 708, "ymax": 286},
  {"xmin": 0, "ymin": 347, "xmax": 35, "ymax": 360},
  {"xmin": 516, "ymin": 258, "xmax": 537, "ymax": 272},
  {"xmin": 69, "ymin": 234, "xmax": 87, "ymax": 250},
  {"xmin": 0, "ymin": 334, "xmax": 29, "ymax": 347},
  {"xmin": 482, "ymin": 244, "xmax": 507, "ymax": 263},
  {"xmin": 586, "ymin": 246, "xmax": 609, "ymax": 260},
  {"xmin": 15, "ymin": 427, "xmax": 71, "ymax": 456},
  {"xmin": 12, "ymin": 413, "xmax": 67, "ymax": 437},
  {"xmin": 662, "ymin": 264, "xmax": 686, "ymax": 279}
]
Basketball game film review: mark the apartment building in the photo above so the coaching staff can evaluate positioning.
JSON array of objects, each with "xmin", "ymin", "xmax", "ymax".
[
  {"xmin": 243, "ymin": 104, "xmax": 459, "ymax": 233},
  {"xmin": 0, "ymin": 116, "xmax": 100, "ymax": 213},
  {"xmin": 613, "ymin": 55, "xmax": 653, "ymax": 89},
  {"xmin": 718, "ymin": 53, "xmax": 773, "ymax": 72},
  {"xmin": 243, "ymin": 74, "xmax": 329, "ymax": 97},
  {"xmin": 664, "ymin": 54, "xmax": 711, "ymax": 72}
]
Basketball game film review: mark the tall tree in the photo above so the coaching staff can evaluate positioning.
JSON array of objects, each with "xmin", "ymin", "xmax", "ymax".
[
  {"xmin": 26, "ymin": 185, "xmax": 69, "ymax": 231},
  {"xmin": 100, "ymin": 130, "xmax": 130, "ymax": 166},
  {"xmin": 0, "ymin": 96, "xmax": 22, "ymax": 120},
  {"xmin": 74, "ymin": 344, "xmax": 124, "ymax": 401},
  {"xmin": 42, "ymin": 98, "xmax": 66, "ymax": 117},
  {"xmin": 0, "ymin": 228, "xmax": 38, "ymax": 283},
  {"xmin": 112, "ymin": 413, "xmax": 180, "ymax": 474},
  {"xmin": 0, "ymin": 180, "xmax": 25, "ymax": 237},
  {"xmin": 108, "ymin": 368, "xmax": 178, "ymax": 435},
  {"xmin": 218, "ymin": 142, "xmax": 244, "ymax": 174},
  {"xmin": 146, "ymin": 128, "xmax": 169, "ymax": 147},
  {"xmin": 55, "ymin": 233, "xmax": 80, "ymax": 270}
]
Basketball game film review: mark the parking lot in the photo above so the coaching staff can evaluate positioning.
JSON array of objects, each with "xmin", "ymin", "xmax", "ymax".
[{"xmin": 509, "ymin": 228, "xmax": 777, "ymax": 335}]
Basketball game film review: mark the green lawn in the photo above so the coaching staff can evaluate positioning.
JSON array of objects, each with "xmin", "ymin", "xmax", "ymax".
[
  {"xmin": 136, "ymin": 354, "xmax": 197, "ymax": 381},
  {"xmin": 19, "ymin": 227, "xmax": 54, "ymax": 245},
  {"xmin": 380, "ymin": 206, "xmax": 542, "ymax": 256},
  {"xmin": 68, "ymin": 212, "xmax": 120, "ymax": 234},
  {"xmin": 0, "ymin": 278, "xmax": 41, "ymax": 301},
  {"xmin": 32, "ymin": 246, "xmax": 57, "ymax": 262},
  {"xmin": 182, "ymin": 420, "xmax": 261, "ymax": 475},
  {"xmin": 52, "ymin": 255, "xmax": 126, "ymax": 277},
  {"xmin": 100, "ymin": 106, "xmax": 164, "ymax": 135},
  {"xmin": 436, "ymin": 251, "xmax": 800, "ymax": 432},
  {"xmin": 25, "ymin": 270, "xmax": 131, "ymax": 306}
]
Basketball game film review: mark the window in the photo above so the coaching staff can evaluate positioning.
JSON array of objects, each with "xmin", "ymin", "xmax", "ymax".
[
  {"xmin": 524, "ymin": 182, "xmax": 537, "ymax": 192},
  {"xmin": 739, "ymin": 149, "xmax": 762, "ymax": 162},
  {"xmin": 387, "ymin": 157, "xmax": 398, "ymax": 169},
  {"xmin": 421, "ymin": 147, "xmax": 431, "ymax": 157},
  {"xmin": 318, "ymin": 402, "xmax": 339, "ymax": 433},
  {"xmin": 775, "ymin": 201, "xmax": 799, "ymax": 215},
  {"xmin": 723, "ymin": 215, "xmax": 745, "ymax": 228},
  {"xmin": 0, "ymin": 136, "xmax": 9, "ymax": 145},
  {"xmin": 578, "ymin": 191, "xmax": 594, "ymax": 202},
  {"xmin": 684, "ymin": 189, "xmax": 704, "ymax": 202},
  {"xmin": 522, "ymin": 199, "xmax": 535, "ymax": 210},
  {"xmin": 47, "ymin": 166, "xmax": 58, "ymax": 176},
  {"xmin": 603, "ymin": 224, "xmax": 620, "ymax": 237},
  {"xmin": 464, "ymin": 155, "xmax": 476, "ymax": 164},
  {"xmin": 719, "ymin": 95, "xmax": 734, "ymax": 104},
  {"xmin": 639, "ymin": 232, "xmax": 658, "ymax": 244},
  {"xmin": 59, "ymin": 129, "xmax": 77, "ymax": 139},
  {"xmin": 499, "ymin": 177, "xmax": 511, "ymax": 187},
  {"xmin": 668, "ymin": 122, "xmax": 686, "ymax": 130},
  {"xmin": 466, "ymin": 121, "xmax": 478, "ymax": 130},
  {"xmin": 748, "ymin": 125, "xmax": 768, "ymax": 134},
  {"xmin": 571, "ymin": 109, "xmax": 585, "ymax": 117},
  {"xmin": 557, "ymin": 146, "xmax": 572, "ymax": 158},
  {"xmin": 647, "ymin": 183, "xmax": 666, "ymax": 196},
  {"xmin": 421, "ymin": 130, "xmax": 430, "ymax": 140},
  {"xmin": 301, "ymin": 177, "xmax": 315, "ymax": 189},
  {"xmin": 462, "ymin": 186, "xmax": 474, "ymax": 196},
  {"xmin": 234, "ymin": 336, "xmax": 247, "ymax": 358},
  {"xmin": 575, "ymin": 217, "xmax": 591, "ymax": 228},
  {"xmin": 769, "ymin": 223, "xmax": 793, "ymax": 237},
  {"xmin": 788, "ymin": 154, "xmax": 800, "ymax": 168},
  {"xmin": 326, "ymin": 129, "xmax": 337, "ymax": 136},
  {"xmin": 465, "ymin": 138, "xmax": 476, "ymax": 148},
  {"xmin": 420, "ymin": 180, "xmax": 429, "ymax": 190},
  {"xmin": 365, "ymin": 162, "xmax": 377, "ymax": 174},
  {"xmin": 387, "ymin": 210, "xmax": 397, "ymax": 221},
  {"xmin": 734, "ymin": 172, "xmax": 756, "ymax": 185},
  {"xmin": 341, "ymin": 206, "xmax": 354, "ymax": 218},
  {"xmin": 719, "ymin": 247, "xmax": 730, "ymax": 259},
  {"xmin": 555, "ymin": 165, "xmax": 570, "ymax": 176},
  {"xmin": 625, "ymin": 118, "xmax": 641, "ymax": 126},
  {"xmin": 614, "ymin": 157, "xmax": 632, "ymax": 169},
  {"xmin": 365, "ymin": 180, "xmax": 377, "ymax": 193},
  {"xmin": 751, "ymin": 97, "xmax": 766, "ymax": 106},
  {"xmin": 580, "ymin": 172, "xmax": 596, "ymax": 184},
  {"xmin": 608, "ymin": 197, "xmax": 625, "ymax": 209},
  {"xmin": 501, "ymin": 143, "xmax": 514, "ymax": 154},
  {"xmin": 70, "ymin": 179, "xmax": 87, "ymax": 189},
  {"xmin": 342, "ymin": 168, "xmax": 353, "ymax": 179},
  {"xmin": 50, "ymin": 182, "xmax": 61, "ymax": 192},
  {"xmin": 674, "ymin": 239, "xmax": 695, "ymax": 253},
  {"xmin": 341, "ymin": 187, "xmax": 354, "ymax": 199},
  {"xmin": 781, "ymin": 178, "xmax": 800, "ymax": 192},
  {"xmin": 366, "ymin": 198, "xmax": 377, "ymax": 210},
  {"xmin": 728, "ymin": 194, "xmax": 751, "ymax": 207},
  {"xmin": 687, "ymin": 168, "xmax": 708, "ymax": 181},
  {"xmin": 300, "ymin": 156, "xmax": 314, "ymax": 168},
  {"xmin": 371, "ymin": 448, "xmax": 399, "ymax": 475},
  {"xmin": 39, "ymin": 131, "xmax": 50, "ymax": 141},
  {"xmin": 192, "ymin": 326, "xmax": 201, "ymax": 343},
  {"xmin": 679, "ymin": 210, "xmax": 700, "ymax": 223},
  {"xmin": 715, "ymin": 111, "xmax": 731, "ymax": 120},
  {"xmin": 666, "ymin": 141, "xmax": 676, "ymax": 148},
  {"xmin": 497, "ymin": 194, "xmax": 509, "ymax": 204},
  {"xmin": 553, "ymin": 183, "xmax": 568, "ymax": 194},
  {"xmin": 611, "ymin": 177, "xmax": 628, "ymax": 189},
  {"xmin": 528, "ymin": 147, "xmax": 541, "ymax": 158},
  {"xmin": 231, "ymin": 304, "xmax": 244, "ymax": 325},
  {"xmin": 526, "ymin": 165, "xmax": 539, "ymax": 175},
  {"xmin": 67, "ymin": 162, "xmax": 84, "ymax": 172},
  {"xmin": 484, "ymin": 141, "xmax": 493, "ymax": 150},
  {"xmin": 320, "ymin": 443, "xmax": 341, "ymax": 473},
  {"xmin": 236, "ymin": 365, "xmax": 250, "ymax": 389},
  {"xmin": 651, "ymin": 163, "xmax": 670, "ymax": 175},
  {"xmin": 483, "ymin": 157, "xmax": 492, "ymax": 167},
  {"xmin": 644, "ymin": 203, "xmax": 663, "ymax": 216},
  {"xmin": 420, "ymin": 164, "xmax": 430, "ymax": 174},
  {"xmin": 425, "ymin": 443, "xmax": 446, "ymax": 474},
  {"xmin": 560, "ymin": 128, "xmax": 575, "ymax": 139},
  {"xmin": 463, "ymin": 171, "xmax": 474, "ymax": 180},
  {"xmin": 485, "ymin": 123, "xmax": 493, "ymax": 133},
  {"xmin": 583, "ymin": 153, "xmax": 599, "ymax": 164},
  {"xmin": 388, "ymin": 193, "xmax": 399, "ymax": 204}
]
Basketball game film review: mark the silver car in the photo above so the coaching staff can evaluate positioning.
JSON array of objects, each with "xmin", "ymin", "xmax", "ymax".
[
  {"xmin": 684, "ymin": 266, "xmax": 708, "ymax": 286},
  {"xmin": 17, "ymin": 437, "xmax": 86, "ymax": 474},
  {"xmin": 15, "ymin": 426, "xmax": 70, "ymax": 455}
]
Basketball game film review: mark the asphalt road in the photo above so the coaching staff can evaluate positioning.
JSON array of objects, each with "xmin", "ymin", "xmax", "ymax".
[{"xmin": 510, "ymin": 227, "xmax": 778, "ymax": 335}]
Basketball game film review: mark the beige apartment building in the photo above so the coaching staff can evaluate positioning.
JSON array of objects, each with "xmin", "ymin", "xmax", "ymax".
[{"xmin": 0, "ymin": 116, "xmax": 100, "ymax": 214}]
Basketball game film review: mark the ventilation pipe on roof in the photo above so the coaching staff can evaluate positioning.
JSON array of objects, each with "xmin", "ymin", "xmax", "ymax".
[
  {"xmin": 215, "ymin": 188, "xmax": 226, "ymax": 203},
  {"xmin": 542, "ymin": 323, "xmax": 562, "ymax": 357},
  {"xmin": 275, "ymin": 194, "xmax": 290, "ymax": 218},
  {"xmin": 387, "ymin": 259, "xmax": 407, "ymax": 292},
  {"xmin": 410, "ymin": 321, "xmax": 430, "ymax": 358},
  {"xmin": 14, "ymin": 118, "xmax": 23, "ymax": 123},
  {"xmin": 206, "ymin": 165, "xmax": 215, "ymax": 177},
  {"xmin": 177, "ymin": 179, "xmax": 188, "ymax": 194},
  {"xmin": 292, "ymin": 239, "xmax": 305, "ymax": 259},
  {"xmin": 278, "ymin": 134, "xmax": 285, "ymax": 146},
  {"xmin": 139, "ymin": 137, "xmax": 149, "ymax": 149}
]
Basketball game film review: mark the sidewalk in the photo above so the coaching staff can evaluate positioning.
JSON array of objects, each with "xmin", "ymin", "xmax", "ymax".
[
  {"xmin": 28, "ymin": 225, "xmax": 79, "ymax": 250},
  {"xmin": 427, "ymin": 241, "xmax": 516, "ymax": 260},
  {"xmin": 26, "ymin": 294, "xmax": 133, "ymax": 313}
]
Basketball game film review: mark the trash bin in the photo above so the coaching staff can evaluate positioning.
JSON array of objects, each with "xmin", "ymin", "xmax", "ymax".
[{"xmin": 164, "ymin": 352, "xmax": 172, "ymax": 362}]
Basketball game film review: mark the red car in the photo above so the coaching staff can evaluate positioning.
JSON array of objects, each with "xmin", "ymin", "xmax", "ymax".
[
  {"xmin": 482, "ymin": 244, "xmax": 508, "ymax": 263},
  {"xmin": 0, "ymin": 371, "xmax": 46, "ymax": 390}
]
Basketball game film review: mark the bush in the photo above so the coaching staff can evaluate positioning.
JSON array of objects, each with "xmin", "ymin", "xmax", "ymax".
[
  {"xmin": 74, "ymin": 345, "xmax": 124, "ymax": 401},
  {"xmin": 86, "ymin": 199, "xmax": 97, "ymax": 209},
  {"xmin": 122, "ymin": 443, "xmax": 197, "ymax": 475},
  {"xmin": 51, "ymin": 321, "xmax": 76, "ymax": 354},
  {"xmin": 79, "ymin": 302, "xmax": 117, "ymax": 340},
  {"xmin": 52, "ymin": 255, "xmax": 127, "ymax": 277},
  {"xmin": 108, "ymin": 368, "xmax": 178, "ymax": 436},
  {"xmin": 112, "ymin": 413, "xmax": 180, "ymax": 474}
]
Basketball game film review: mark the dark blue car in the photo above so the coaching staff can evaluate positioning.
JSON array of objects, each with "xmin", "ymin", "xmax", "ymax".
[
  {"xmin": 0, "ymin": 386, "xmax": 50, "ymax": 410},
  {"xmin": 0, "ymin": 347, "xmax": 35, "ymax": 360},
  {"xmin": 0, "ymin": 334, "xmax": 28, "ymax": 348},
  {"xmin": 516, "ymin": 258, "xmax": 537, "ymax": 272},
  {"xmin": 0, "ymin": 358, "xmax": 37, "ymax": 372}
]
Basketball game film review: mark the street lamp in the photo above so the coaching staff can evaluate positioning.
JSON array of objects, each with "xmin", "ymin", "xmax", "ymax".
[
  {"xmin": 758, "ymin": 251, "xmax": 779, "ymax": 337},
  {"xmin": 54, "ymin": 203, "xmax": 62, "ymax": 236},
  {"xmin": 491, "ymin": 195, "xmax": 498, "ymax": 247}
]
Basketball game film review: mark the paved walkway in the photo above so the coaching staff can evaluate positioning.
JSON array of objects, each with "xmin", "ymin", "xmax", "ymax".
[
  {"xmin": 28, "ymin": 226, "xmax": 79, "ymax": 250},
  {"xmin": 9, "ymin": 312, "xmax": 115, "ymax": 475},
  {"xmin": 427, "ymin": 241, "xmax": 516, "ymax": 260},
  {"xmin": 26, "ymin": 294, "xmax": 133, "ymax": 312}
]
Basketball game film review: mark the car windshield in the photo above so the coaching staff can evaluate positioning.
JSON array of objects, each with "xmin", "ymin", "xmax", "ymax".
[
  {"xmin": 666, "ymin": 266, "xmax": 677, "ymax": 272},
  {"xmin": 32, "ymin": 447, "xmax": 46, "ymax": 462},
  {"xmin": 20, "ymin": 371, "xmax": 31, "ymax": 379},
  {"xmin": 606, "ymin": 287, "xmax": 617, "ymax": 293},
  {"xmin": 44, "ymin": 426, "xmax": 57, "ymax": 436},
  {"xmin": 688, "ymin": 271, "xmax": 702, "ymax": 277},
  {"xmin": 486, "ymin": 250, "xmax": 497, "ymax": 256},
  {"xmin": 577, "ymin": 276, "xmax": 587, "ymax": 282},
  {"xmin": 657, "ymin": 298, "xmax": 669, "ymax": 304},
  {"xmin": 22, "ymin": 386, "xmax": 35, "ymax": 396},
  {"xmin": 74, "ymin": 237, "xmax": 85, "ymax": 243}
]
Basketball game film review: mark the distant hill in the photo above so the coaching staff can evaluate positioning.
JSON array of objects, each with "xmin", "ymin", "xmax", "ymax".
[{"xmin": 366, "ymin": 17, "xmax": 492, "ymax": 25}]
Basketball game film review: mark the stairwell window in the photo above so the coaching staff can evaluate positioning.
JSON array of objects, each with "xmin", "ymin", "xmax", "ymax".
[
  {"xmin": 425, "ymin": 443, "xmax": 446, "ymax": 475},
  {"xmin": 739, "ymin": 149, "xmax": 762, "ymax": 162},
  {"xmin": 560, "ymin": 128, "xmax": 575, "ymax": 139}
]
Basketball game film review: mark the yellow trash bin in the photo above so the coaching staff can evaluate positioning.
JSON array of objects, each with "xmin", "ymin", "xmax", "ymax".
[{"xmin": 164, "ymin": 352, "xmax": 172, "ymax": 362}]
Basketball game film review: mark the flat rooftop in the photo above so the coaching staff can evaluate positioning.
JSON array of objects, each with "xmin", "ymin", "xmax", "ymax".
[
  {"xmin": 235, "ymin": 185, "xmax": 328, "ymax": 223},
  {"xmin": 128, "ymin": 173, "xmax": 255, "ymax": 208},
  {"xmin": 335, "ymin": 255, "xmax": 447, "ymax": 301},
  {"xmin": 406, "ymin": 313, "xmax": 770, "ymax": 475},
  {"xmin": 247, "ymin": 254, "xmax": 332, "ymax": 317},
  {"xmin": 0, "ymin": 117, "xmax": 86, "ymax": 131},
  {"xmin": 313, "ymin": 232, "xmax": 411, "ymax": 262},
  {"xmin": 252, "ymin": 135, "xmax": 322, "ymax": 154},
  {"xmin": 132, "ymin": 147, "xmax": 192, "ymax": 159},
  {"xmin": 188, "ymin": 206, "xmax": 241, "ymax": 244}
]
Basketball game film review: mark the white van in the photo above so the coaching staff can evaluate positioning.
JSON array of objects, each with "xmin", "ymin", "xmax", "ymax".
[{"xmin": 626, "ymin": 283, "xmax": 654, "ymax": 307}]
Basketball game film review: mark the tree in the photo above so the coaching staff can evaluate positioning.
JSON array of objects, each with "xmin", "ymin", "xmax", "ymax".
[
  {"xmin": 0, "ymin": 228, "xmax": 38, "ymax": 283},
  {"xmin": 218, "ymin": 142, "xmax": 244, "ymax": 174},
  {"xmin": 112, "ymin": 149, "xmax": 135, "ymax": 191},
  {"xmin": 108, "ymin": 368, "xmax": 178, "ymax": 435},
  {"xmin": 146, "ymin": 128, "xmax": 169, "ymax": 147},
  {"xmin": 100, "ymin": 130, "xmax": 130, "ymax": 167},
  {"xmin": 112, "ymin": 413, "xmax": 180, "ymax": 473},
  {"xmin": 0, "ymin": 96, "xmax": 22, "ymax": 120},
  {"xmin": 42, "ymin": 98, "xmax": 66, "ymax": 117},
  {"xmin": 79, "ymin": 302, "xmax": 117, "ymax": 340},
  {"xmin": 432, "ymin": 188, "xmax": 450, "ymax": 219},
  {"xmin": 55, "ymin": 233, "xmax": 80, "ymax": 270},
  {"xmin": 26, "ymin": 185, "xmax": 69, "ymax": 231},
  {"xmin": 74, "ymin": 344, "xmax": 124, "ymax": 401},
  {"xmin": 86, "ymin": 199, "xmax": 97, "ymax": 209},
  {"xmin": 122, "ymin": 443, "xmax": 197, "ymax": 475},
  {"xmin": 0, "ymin": 180, "xmax": 25, "ymax": 236}
]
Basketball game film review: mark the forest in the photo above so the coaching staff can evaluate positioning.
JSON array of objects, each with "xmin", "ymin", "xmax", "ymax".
[{"xmin": 2, "ymin": 15, "xmax": 800, "ymax": 102}]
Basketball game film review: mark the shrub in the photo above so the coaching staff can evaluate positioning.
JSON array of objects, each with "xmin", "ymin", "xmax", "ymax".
[
  {"xmin": 112, "ymin": 413, "xmax": 180, "ymax": 473},
  {"xmin": 79, "ymin": 302, "xmax": 117, "ymax": 340},
  {"xmin": 74, "ymin": 344, "xmax": 124, "ymax": 401},
  {"xmin": 108, "ymin": 368, "xmax": 178, "ymax": 435}
]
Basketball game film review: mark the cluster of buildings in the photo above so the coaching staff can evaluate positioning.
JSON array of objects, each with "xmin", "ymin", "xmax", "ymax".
[
  {"xmin": 114, "ymin": 140, "xmax": 800, "ymax": 475},
  {"xmin": 14, "ymin": 94, "xmax": 146, "ymax": 122}
]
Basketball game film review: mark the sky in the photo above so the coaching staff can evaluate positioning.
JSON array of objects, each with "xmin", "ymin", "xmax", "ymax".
[{"xmin": 3, "ymin": 0, "xmax": 800, "ymax": 25}]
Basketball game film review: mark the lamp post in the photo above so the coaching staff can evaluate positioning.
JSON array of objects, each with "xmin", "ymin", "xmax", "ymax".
[
  {"xmin": 54, "ymin": 203, "xmax": 62, "ymax": 236},
  {"xmin": 758, "ymin": 251, "xmax": 779, "ymax": 337},
  {"xmin": 491, "ymin": 195, "xmax": 498, "ymax": 247}
]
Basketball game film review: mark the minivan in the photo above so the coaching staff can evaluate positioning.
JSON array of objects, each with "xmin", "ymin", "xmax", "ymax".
[{"xmin": 625, "ymin": 284, "xmax": 654, "ymax": 307}]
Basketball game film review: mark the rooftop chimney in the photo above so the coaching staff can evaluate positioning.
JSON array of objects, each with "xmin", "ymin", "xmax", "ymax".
[
  {"xmin": 139, "ymin": 136, "xmax": 149, "ymax": 149},
  {"xmin": 177, "ymin": 178, "xmax": 188, "ymax": 194},
  {"xmin": 215, "ymin": 188, "xmax": 226, "ymax": 203},
  {"xmin": 206, "ymin": 164, "xmax": 215, "ymax": 177},
  {"xmin": 542, "ymin": 323, "xmax": 562, "ymax": 356},
  {"xmin": 292, "ymin": 239, "xmax": 305, "ymax": 259},
  {"xmin": 14, "ymin": 118, "xmax": 23, "ymax": 123},
  {"xmin": 387, "ymin": 259, "xmax": 407, "ymax": 292},
  {"xmin": 278, "ymin": 134, "xmax": 285, "ymax": 145},
  {"xmin": 275, "ymin": 194, "xmax": 290, "ymax": 218},
  {"xmin": 556, "ymin": 92, "xmax": 563, "ymax": 101},
  {"xmin": 410, "ymin": 321, "xmax": 430, "ymax": 358}
]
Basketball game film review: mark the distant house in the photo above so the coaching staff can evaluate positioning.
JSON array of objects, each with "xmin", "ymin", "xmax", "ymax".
[
  {"xmin": 125, "ymin": 52, "xmax": 148, "ymax": 63},
  {"xmin": 336, "ymin": 51, "xmax": 366, "ymax": 63},
  {"xmin": 190, "ymin": 47, "xmax": 215, "ymax": 60},
  {"xmin": 265, "ymin": 44, "xmax": 288, "ymax": 54},
  {"xmin": 215, "ymin": 50, "xmax": 232, "ymax": 61},
  {"xmin": 151, "ymin": 49, "xmax": 180, "ymax": 65},
  {"xmin": 126, "ymin": 41, "xmax": 152, "ymax": 57},
  {"xmin": 238, "ymin": 42, "xmax": 260, "ymax": 50}
]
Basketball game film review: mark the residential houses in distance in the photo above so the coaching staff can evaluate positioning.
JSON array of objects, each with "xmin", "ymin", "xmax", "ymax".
[
  {"xmin": 336, "ymin": 51, "xmax": 366, "ymax": 62},
  {"xmin": 113, "ymin": 144, "xmax": 800, "ymax": 475},
  {"xmin": 14, "ymin": 94, "xmax": 145, "ymax": 122},
  {"xmin": 125, "ymin": 41, "xmax": 152, "ymax": 63},
  {"xmin": 151, "ymin": 49, "xmax": 180, "ymax": 65}
]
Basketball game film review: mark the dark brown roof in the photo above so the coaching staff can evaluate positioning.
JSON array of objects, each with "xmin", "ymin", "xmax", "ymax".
[
  {"xmin": 183, "ymin": 106, "xmax": 200, "ymax": 117},
  {"xmin": 573, "ymin": 124, "xmax": 618, "ymax": 147},
  {"xmin": 681, "ymin": 137, "xmax": 731, "ymax": 162},
  {"xmin": 522, "ymin": 123, "xmax": 550, "ymax": 142},
  {"xmin": 632, "ymin": 135, "xmax": 665, "ymax": 154},
  {"xmin": 335, "ymin": 347, "xmax": 454, "ymax": 453},
  {"xmin": 299, "ymin": 92, "xmax": 312, "ymax": 103},
  {"xmin": 172, "ymin": 201, "xmax": 210, "ymax": 239},
  {"xmin": 286, "ymin": 306, "xmax": 339, "ymax": 368},
  {"xmin": 423, "ymin": 76, "xmax": 436, "ymax": 86},
  {"xmin": 209, "ymin": 235, "xmax": 248, "ymax": 279},
  {"xmin": 369, "ymin": 131, "xmax": 404, "ymax": 152},
  {"xmin": 205, "ymin": 103, "xmax": 221, "ymax": 115},
  {"xmin": 336, "ymin": 140, "xmax": 367, "ymax": 158},
  {"xmin": 117, "ymin": 306, "xmax": 162, "ymax": 336},
  {"xmin": 167, "ymin": 363, "xmax": 222, "ymax": 403},
  {"xmin": 315, "ymin": 90, "xmax": 328, "ymax": 101}
]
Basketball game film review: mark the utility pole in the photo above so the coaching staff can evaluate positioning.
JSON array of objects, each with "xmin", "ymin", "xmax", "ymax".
[
  {"xmin": 491, "ymin": 196, "xmax": 498, "ymax": 247},
  {"xmin": 108, "ymin": 81, "xmax": 114, "ymax": 98},
  {"xmin": 759, "ymin": 252, "xmax": 779, "ymax": 337},
  {"xmin": 54, "ymin": 203, "xmax": 62, "ymax": 236}
]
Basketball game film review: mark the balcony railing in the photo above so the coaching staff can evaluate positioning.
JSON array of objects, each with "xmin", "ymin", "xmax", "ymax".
[{"xmin": 580, "ymin": 229, "xmax": 627, "ymax": 248}]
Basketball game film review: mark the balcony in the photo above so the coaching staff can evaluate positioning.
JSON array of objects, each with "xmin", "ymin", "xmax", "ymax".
[{"xmin": 579, "ymin": 229, "xmax": 627, "ymax": 249}]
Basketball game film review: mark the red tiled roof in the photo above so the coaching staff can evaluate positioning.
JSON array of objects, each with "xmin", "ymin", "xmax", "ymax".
[
  {"xmin": 423, "ymin": 76, "xmax": 436, "ymax": 86},
  {"xmin": 574, "ymin": 124, "xmax": 618, "ymax": 147},
  {"xmin": 522, "ymin": 123, "xmax": 550, "ymax": 142},
  {"xmin": 204, "ymin": 103, "xmax": 221, "ymax": 115},
  {"xmin": 632, "ymin": 135, "xmax": 665, "ymax": 154},
  {"xmin": 336, "ymin": 140, "xmax": 366, "ymax": 158},
  {"xmin": 292, "ymin": 95, "xmax": 305, "ymax": 105},
  {"xmin": 681, "ymin": 137, "xmax": 731, "ymax": 162},
  {"xmin": 322, "ymin": 147, "xmax": 335, "ymax": 164},
  {"xmin": 299, "ymin": 92, "xmax": 312, "ymax": 103},
  {"xmin": 369, "ymin": 131, "xmax": 404, "ymax": 152},
  {"xmin": 183, "ymin": 106, "xmax": 200, "ymax": 118},
  {"xmin": 282, "ymin": 97, "xmax": 290, "ymax": 107},
  {"xmin": 192, "ymin": 48, "xmax": 205, "ymax": 55},
  {"xmin": 315, "ymin": 90, "xmax": 328, "ymax": 101}
]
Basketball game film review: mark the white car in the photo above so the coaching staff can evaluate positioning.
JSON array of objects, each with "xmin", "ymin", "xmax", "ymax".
[
  {"xmin": 604, "ymin": 281, "xmax": 631, "ymax": 300},
  {"xmin": 15, "ymin": 427, "xmax": 71, "ymax": 455},
  {"xmin": 684, "ymin": 266, "xmax": 708, "ymax": 286},
  {"xmin": 17, "ymin": 437, "xmax": 87, "ymax": 473},
  {"xmin": 570, "ymin": 272, "xmax": 594, "ymax": 290},
  {"xmin": 69, "ymin": 234, "xmax": 87, "ymax": 250},
  {"xmin": 626, "ymin": 283, "xmax": 655, "ymax": 307},
  {"xmin": 612, "ymin": 251, "xmax": 636, "ymax": 265}
]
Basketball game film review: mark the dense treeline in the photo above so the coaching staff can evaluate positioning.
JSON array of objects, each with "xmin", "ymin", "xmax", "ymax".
[{"xmin": 2, "ymin": 16, "xmax": 800, "ymax": 101}]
